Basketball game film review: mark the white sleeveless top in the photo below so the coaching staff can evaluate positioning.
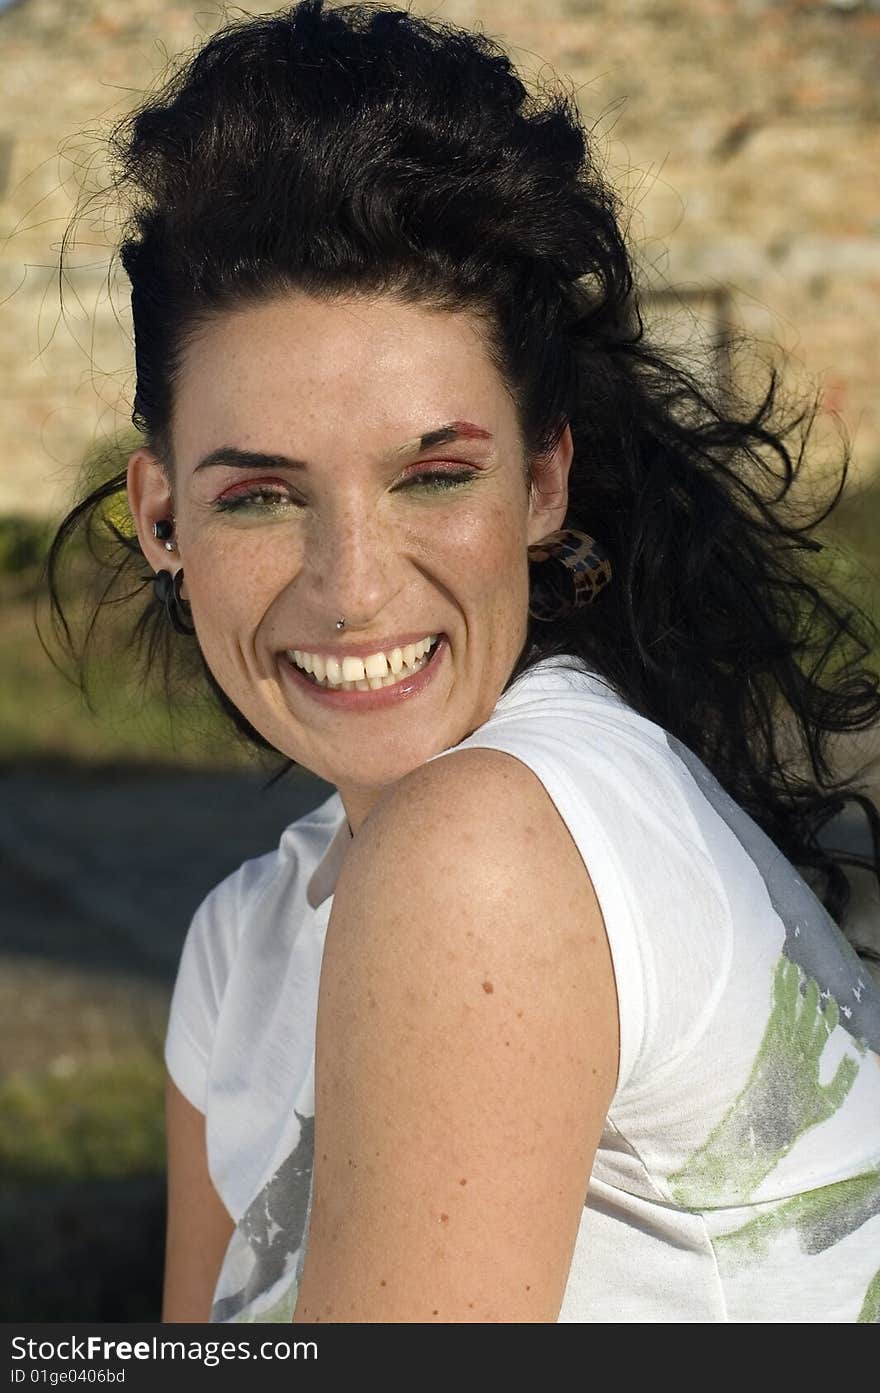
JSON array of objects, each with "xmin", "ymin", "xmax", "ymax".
[{"xmin": 165, "ymin": 654, "xmax": 880, "ymax": 1323}]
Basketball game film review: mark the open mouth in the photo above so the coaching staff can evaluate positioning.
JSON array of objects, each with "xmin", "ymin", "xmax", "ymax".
[{"xmin": 284, "ymin": 635, "xmax": 442, "ymax": 693}]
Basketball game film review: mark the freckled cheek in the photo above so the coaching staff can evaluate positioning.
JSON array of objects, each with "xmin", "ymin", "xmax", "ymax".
[
  {"xmin": 438, "ymin": 506, "xmax": 526, "ymax": 596},
  {"xmin": 182, "ymin": 537, "xmax": 305, "ymax": 639}
]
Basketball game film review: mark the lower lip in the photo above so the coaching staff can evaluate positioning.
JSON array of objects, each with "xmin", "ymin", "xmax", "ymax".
[{"xmin": 279, "ymin": 636, "xmax": 447, "ymax": 712}]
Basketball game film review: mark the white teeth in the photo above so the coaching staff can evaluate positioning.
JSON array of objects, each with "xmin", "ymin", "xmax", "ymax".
[
  {"xmin": 287, "ymin": 635, "xmax": 439, "ymax": 690},
  {"xmin": 342, "ymin": 655, "xmax": 366, "ymax": 682},
  {"xmin": 364, "ymin": 651, "xmax": 389, "ymax": 679}
]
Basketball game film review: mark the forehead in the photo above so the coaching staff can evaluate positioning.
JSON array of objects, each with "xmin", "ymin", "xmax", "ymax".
[{"xmin": 171, "ymin": 291, "xmax": 512, "ymax": 466}]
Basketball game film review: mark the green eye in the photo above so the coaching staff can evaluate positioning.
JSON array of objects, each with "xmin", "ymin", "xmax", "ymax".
[
  {"xmin": 213, "ymin": 486, "xmax": 300, "ymax": 513},
  {"xmin": 402, "ymin": 469, "xmax": 477, "ymax": 491}
]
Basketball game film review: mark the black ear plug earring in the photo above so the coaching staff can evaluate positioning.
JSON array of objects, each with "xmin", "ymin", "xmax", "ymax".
[
  {"xmin": 153, "ymin": 518, "xmax": 177, "ymax": 552},
  {"xmin": 153, "ymin": 568, "xmax": 195, "ymax": 636},
  {"xmin": 150, "ymin": 518, "xmax": 194, "ymax": 636}
]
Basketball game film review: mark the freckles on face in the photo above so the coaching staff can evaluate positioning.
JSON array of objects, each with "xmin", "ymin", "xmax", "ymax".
[
  {"xmin": 452, "ymin": 499, "xmax": 528, "ymax": 633},
  {"xmin": 185, "ymin": 524, "xmax": 304, "ymax": 670},
  {"xmin": 166, "ymin": 291, "xmax": 538, "ymax": 783}
]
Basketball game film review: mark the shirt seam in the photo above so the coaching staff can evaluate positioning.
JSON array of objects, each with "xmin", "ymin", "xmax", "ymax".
[{"xmin": 601, "ymin": 1118, "xmax": 731, "ymax": 1323}]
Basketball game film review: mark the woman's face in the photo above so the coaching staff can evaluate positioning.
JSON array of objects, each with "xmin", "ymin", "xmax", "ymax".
[{"xmin": 129, "ymin": 291, "xmax": 571, "ymax": 827}]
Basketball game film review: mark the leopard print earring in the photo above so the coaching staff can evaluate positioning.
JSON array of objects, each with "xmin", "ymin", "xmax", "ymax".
[{"xmin": 527, "ymin": 529, "xmax": 613, "ymax": 622}]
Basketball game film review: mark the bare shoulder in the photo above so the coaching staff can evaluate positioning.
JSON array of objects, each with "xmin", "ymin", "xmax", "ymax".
[
  {"xmin": 344, "ymin": 744, "xmax": 613, "ymax": 951},
  {"xmin": 294, "ymin": 746, "xmax": 620, "ymax": 1324}
]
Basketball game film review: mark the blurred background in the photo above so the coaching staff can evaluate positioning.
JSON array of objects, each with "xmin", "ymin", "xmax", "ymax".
[{"xmin": 1, "ymin": 0, "xmax": 879, "ymax": 1320}]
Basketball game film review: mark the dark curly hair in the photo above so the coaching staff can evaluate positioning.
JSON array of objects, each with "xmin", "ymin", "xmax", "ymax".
[{"xmin": 44, "ymin": 0, "xmax": 880, "ymax": 944}]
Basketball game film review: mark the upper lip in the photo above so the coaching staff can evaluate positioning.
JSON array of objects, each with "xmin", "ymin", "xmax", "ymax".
[{"xmin": 280, "ymin": 631, "xmax": 442, "ymax": 660}]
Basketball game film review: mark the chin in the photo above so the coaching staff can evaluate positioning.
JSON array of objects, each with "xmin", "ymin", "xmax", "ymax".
[{"xmin": 310, "ymin": 730, "xmax": 454, "ymax": 796}]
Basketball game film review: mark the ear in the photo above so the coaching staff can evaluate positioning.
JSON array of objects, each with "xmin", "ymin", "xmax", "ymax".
[
  {"xmin": 126, "ymin": 447, "xmax": 177, "ymax": 572},
  {"xmin": 526, "ymin": 421, "xmax": 574, "ymax": 548}
]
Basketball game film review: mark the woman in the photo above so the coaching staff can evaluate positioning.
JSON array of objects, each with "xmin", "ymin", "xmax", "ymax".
[{"xmin": 47, "ymin": 0, "xmax": 880, "ymax": 1322}]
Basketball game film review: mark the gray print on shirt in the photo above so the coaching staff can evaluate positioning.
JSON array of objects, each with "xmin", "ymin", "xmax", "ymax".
[
  {"xmin": 210, "ymin": 1111, "xmax": 314, "ymax": 1324},
  {"xmin": 666, "ymin": 735, "xmax": 880, "ymax": 1052}
]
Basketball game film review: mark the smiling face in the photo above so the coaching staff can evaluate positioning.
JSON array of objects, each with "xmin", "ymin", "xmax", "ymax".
[{"xmin": 128, "ymin": 291, "xmax": 571, "ymax": 830}]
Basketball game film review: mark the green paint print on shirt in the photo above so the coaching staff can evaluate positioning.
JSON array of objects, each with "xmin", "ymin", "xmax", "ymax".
[
  {"xmin": 858, "ymin": 1269, "xmax": 880, "ymax": 1323},
  {"xmin": 669, "ymin": 958, "xmax": 863, "ymax": 1209},
  {"xmin": 714, "ymin": 1164, "xmax": 880, "ymax": 1269}
]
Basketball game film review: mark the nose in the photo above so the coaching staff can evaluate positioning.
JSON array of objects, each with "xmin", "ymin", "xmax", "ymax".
[{"xmin": 303, "ymin": 500, "xmax": 402, "ymax": 629}]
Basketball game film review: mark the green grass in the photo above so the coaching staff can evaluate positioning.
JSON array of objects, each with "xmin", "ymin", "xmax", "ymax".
[
  {"xmin": 0, "ymin": 515, "xmax": 53, "ymax": 574},
  {"xmin": 0, "ymin": 566, "xmax": 254, "ymax": 768},
  {"xmin": 820, "ymin": 473, "xmax": 880, "ymax": 566},
  {"xmin": 0, "ymin": 1051, "xmax": 166, "ymax": 1184},
  {"xmin": 0, "ymin": 480, "xmax": 260, "ymax": 766},
  {"xmin": 813, "ymin": 479, "xmax": 880, "ymax": 669}
]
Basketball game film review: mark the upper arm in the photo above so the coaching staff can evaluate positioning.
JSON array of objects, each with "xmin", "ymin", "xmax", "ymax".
[
  {"xmin": 293, "ymin": 747, "xmax": 619, "ymax": 1323},
  {"xmin": 162, "ymin": 1073, "xmax": 235, "ymax": 1323}
]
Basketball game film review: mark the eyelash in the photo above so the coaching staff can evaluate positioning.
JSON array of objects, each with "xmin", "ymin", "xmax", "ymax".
[
  {"xmin": 212, "ymin": 468, "xmax": 478, "ymax": 512},
  {"xmin": 213, "ymin": 485, "xmax": 296, "ymax": 513}
]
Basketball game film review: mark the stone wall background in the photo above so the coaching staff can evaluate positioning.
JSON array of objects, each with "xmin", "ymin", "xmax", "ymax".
[{"xmin": 1, "ymin": 0, "xmax": 879, "ymax": 518}]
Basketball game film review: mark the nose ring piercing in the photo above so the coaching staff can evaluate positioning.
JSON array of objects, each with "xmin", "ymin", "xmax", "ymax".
[{"xmin": 336, "ymin": 618, "xmax": 346, "ymax": 631}]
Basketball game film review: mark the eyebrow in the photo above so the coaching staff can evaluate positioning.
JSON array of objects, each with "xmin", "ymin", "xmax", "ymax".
[{"xmin": 192, "ymin": 420, "xmax": 492, "ymax": 474}]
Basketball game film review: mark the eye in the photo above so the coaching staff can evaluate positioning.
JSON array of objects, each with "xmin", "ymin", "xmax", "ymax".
[
  {"xmin": 212, "ymin": 481, "xmax": 303, "ymax": 513},
  {"xmin": 397, "ymin": 468, "xmax": 478, "ymax": 492}
]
